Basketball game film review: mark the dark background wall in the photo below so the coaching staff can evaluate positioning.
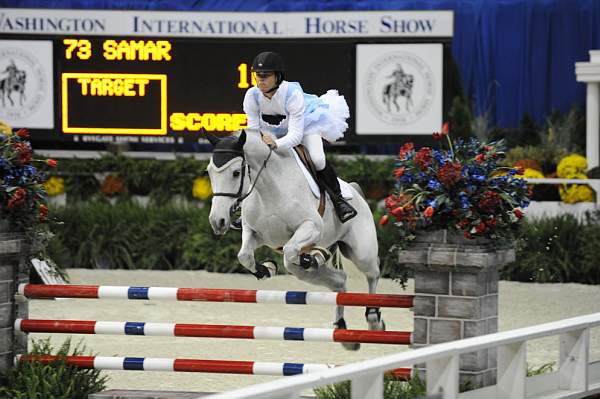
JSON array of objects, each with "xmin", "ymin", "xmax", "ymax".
[{"xmin": 4, "ymin": 0, "xmax": 600, "ymax": 128}]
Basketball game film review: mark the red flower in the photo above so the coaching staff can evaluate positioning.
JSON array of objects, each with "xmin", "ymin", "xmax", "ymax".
[
  {"xmin": 46, "ymin": 159, "xmax": 58, "ymax": 168},
  {"xmin": 12, "ymin": 142, "xmax": 32, "ymax": 165},
  {"xmin": 423, "ymin": 206, "xmax": 435, "ymax": 218},
  {"xmin": 484, "ymin": 145, "xmax": 492, "ymax": 152},
  {"xmin": 16, "ymin": 128, "xmax": 29, "ymax": 138},
  {"xmin": 101, "ymin": 175, "xmax": 125, "ymax": 196},
  {"xmin": 378, "ymin": 214, "xmax": 389, "ymax": 226},
  {"xmin": 475, "ymin": 222, "xmax": 486, "ymax": 233},
  {"xmin": 474, "ymin": 153, "xmax": 486, "ymax": 163},
  {"xmin": 458, "ymin": 218, "xmax": 470, "ymax": 227},
  {"xmin": 39, "ymin": 204, "xmax": 48, "ymax": 223},
  {"xmin": 432, "ymin": 132, "xmax": 443, "ymax": 141},
  {"xmin": 393, "ymin": 167, "xmax": 405, "ymax": 179},
  {"xmin": 437, "ymin": 162, "xmax": 462, "ymax": 187},
  {"xmin": 442, "ymin": 122, "xmax": 450, "ymax": 135},
  {"xmin": 485, "ymin": 217, "xmax": 497, "ymax": 227},
  {"xmin": 414, "ymin": 147, "xmax": 432, "ymax": 170},
  {"xmin": 463, "ymin": 231, "xmax": 472, "ymax": 239},
  {"xmin": 398, "ymin": 142, "xmax": 414, "ymax": 160},
  {"xmin": 515, "ymin": 166, "xmax": 525, "ymax": 175},
  {"xmin": 513, "ymin": 209, "xmax": 524, "ymax": 219},
  {"xmin": 7, "ymin": 188, "xmax": 27, "ymax": 209},
  {"xmin": 384, "ymin": 195, "xmax": 398, "ymax": 211},
  {"xmin": 477, "ymin": 191, "xmax": 501, "ymax": 212},
  {"xmin": 390, "ymin": 206, "xmax": 405, "ymax": 219}
]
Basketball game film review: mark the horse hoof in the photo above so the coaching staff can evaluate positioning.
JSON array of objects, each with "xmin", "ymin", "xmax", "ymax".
[
  {"xmin": 262, "ymin": 260, "xmax": 277, "ymax": 277},
  {"xmin": 342, "ymin": 342, "xmax": 361, "ymax": 351}
]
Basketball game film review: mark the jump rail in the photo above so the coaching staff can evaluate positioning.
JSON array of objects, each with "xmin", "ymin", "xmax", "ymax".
[
  {"xmin": 18, "ymin": 284, "xmax": 414, "ymax": 308},
  {"xmin": 15, "ymin": 355, "xmax": 412, "ymax": 380},
  {"xmin": 206, "ymin": 312, "xmax": 600, "ymax": 399},
  {"xmin": 16, "ymin": 319, "xmax": 412, "ymax": 345}
]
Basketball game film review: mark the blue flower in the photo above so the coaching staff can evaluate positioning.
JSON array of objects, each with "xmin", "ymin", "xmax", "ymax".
[
  {"xmin": 427, "ymin": 179, "xmax": 442, "ymax": 190},
  {"xmin": 458, "ymin": 192, "xmax": 470, "ymax": 208}
]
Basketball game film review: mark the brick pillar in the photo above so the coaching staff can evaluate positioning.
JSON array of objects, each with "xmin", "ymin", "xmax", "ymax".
[
  {"xmin": 0, "ymin": 233, "xmax": 28, "ymax": 371},
  {"xmin": 400, "ymin": 230, "xmax": 514, "ymax": 388}
]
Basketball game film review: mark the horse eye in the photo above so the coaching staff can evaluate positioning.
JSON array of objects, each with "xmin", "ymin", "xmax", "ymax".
[{"xmin": 233, "ymin": 170, "xmax": 240, "ymax": 178}]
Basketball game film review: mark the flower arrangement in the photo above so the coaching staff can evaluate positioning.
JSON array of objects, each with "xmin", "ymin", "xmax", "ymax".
[
  {"xmin": 192, "ymin": 176, "xmax": 212, "ymax": 200},
  {"xmin": 0, "ymin": 123, "xmax": 56, "ymax": 234},
  {"xmin": 380, "ymin": 123, "xmax": 530, "ymax": 240},
  {"xmin": 556, "ymin": 154, "xmax": 594, "ymax": 203}
]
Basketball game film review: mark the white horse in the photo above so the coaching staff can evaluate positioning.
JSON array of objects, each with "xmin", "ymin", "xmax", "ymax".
[{"xmin": 206, "ymin": 129, "xmax": 384, "ymax": 350}]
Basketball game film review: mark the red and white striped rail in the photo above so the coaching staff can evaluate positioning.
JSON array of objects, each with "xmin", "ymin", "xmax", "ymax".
[
  {"xmin": 15, "ymin": 355, "xmax": 412, "ymax": 379},
  {"xmin": 16, "ymin": 319, "xmax": 412, "ymax": 345},
  {"xmin": 18, "ymin": 284, "xmax": 414, "ymax": 308}
]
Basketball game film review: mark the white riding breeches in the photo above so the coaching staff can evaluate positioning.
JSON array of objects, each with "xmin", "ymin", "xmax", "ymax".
[{"xmin": 301, "ymin": 134, "xmax": 326, "ymax": 171}]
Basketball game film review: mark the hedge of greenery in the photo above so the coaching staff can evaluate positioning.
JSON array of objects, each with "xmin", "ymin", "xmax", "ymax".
[
  {"xmin": 46, "ymin": 202, "xmax": 600, "ymax": 285},
  {"xmin": 41, "ymin": 154, "xmax": 397, "ymax": 203}
]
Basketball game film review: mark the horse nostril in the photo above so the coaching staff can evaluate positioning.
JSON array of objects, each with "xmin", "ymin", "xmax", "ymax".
[{"xmin": 218, "ymin": 218, "xmax": 226, "ymax": 229}]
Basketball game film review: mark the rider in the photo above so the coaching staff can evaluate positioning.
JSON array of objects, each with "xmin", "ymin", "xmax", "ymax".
[{"xmin": 243, "ymin": 51, "xmax": 357, "ymax": 223}]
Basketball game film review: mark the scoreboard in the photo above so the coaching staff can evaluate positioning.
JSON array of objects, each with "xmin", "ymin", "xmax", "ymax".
[{"xmin": 0, "ymin": 9, "xmax": 454, "ymax": 153}]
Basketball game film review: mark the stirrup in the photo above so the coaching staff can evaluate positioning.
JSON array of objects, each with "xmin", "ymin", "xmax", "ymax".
[{"xmin": 230, "ymin": 218, "xmax": 242, "ymax": 230}]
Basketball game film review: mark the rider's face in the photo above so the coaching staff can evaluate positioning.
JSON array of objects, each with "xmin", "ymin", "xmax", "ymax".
[{"xmin": 255, "ymin": 72, "xmax": 277, "ymax": 93}]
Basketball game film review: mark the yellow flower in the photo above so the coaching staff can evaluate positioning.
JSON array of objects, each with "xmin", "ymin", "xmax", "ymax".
[
  {"xmin": 516, "ymin": 168, "xmax": 544, "ymax": 179},
  {"xmin": 557, "ymin": 154, "xmax": 587, "ymax": 178},
  {"xmin": 192, "ymin": 176, "xmax": 212, "ymax": 200},
  {"xmin": 557, "ymin": 172, "xmax": 594, "ymax": 203},
  {"xmin": 559, "ymin": 184, "xmax": 595, "ymax": 203},
  {"xmin": 43, "ymin": 176, "xmax": 65, "ymax": 196},
  {"xmin": 0, "ymin": 119, "xmax": 12, "ymax": 136}
]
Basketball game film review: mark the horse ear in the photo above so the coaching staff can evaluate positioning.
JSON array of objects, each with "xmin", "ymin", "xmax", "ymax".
[
  {"xmin": 205, "ymin": 133, "xmax": 221, "ymax": 147},
  {"xmin": 235, "ymin": 130, "xmax": 247, "ymax": 149}
]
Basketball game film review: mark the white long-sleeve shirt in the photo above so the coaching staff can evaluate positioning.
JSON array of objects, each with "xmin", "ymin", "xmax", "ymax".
[{"xmin": 243, "ymin": 80, "xmax": 306, "ymax": 150}]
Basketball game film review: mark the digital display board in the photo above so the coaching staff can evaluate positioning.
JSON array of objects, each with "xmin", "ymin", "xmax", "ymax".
[{"xmin": 0, "ymin": 9, "xmax": 454, "ymax": 153}]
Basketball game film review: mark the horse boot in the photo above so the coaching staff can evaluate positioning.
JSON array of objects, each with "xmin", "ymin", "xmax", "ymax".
[{"xmin": 316, "ymin": 163, "xmax": 357, "ymax": 223}]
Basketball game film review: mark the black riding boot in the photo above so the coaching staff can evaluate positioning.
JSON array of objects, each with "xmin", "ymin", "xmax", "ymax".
[{"xmin": 317, "ymin": 163, "xmax": 357, "ymax": 223}]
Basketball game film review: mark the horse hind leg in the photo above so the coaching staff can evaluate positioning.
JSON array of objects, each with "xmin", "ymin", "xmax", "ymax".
[{"xmin": 338, "ymin": 240, "xmax": 386, "ymax": 332}]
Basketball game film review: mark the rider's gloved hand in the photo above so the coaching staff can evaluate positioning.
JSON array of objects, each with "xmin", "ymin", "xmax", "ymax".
[{"xmin": 261, "ymin": 135, "xmax": 278, "ymax": 149}]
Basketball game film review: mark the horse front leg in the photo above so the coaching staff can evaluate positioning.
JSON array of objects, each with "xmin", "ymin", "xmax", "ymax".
[
  {"xmin": 238, "ymin": 224, "xmax": 275, "ymax": 280},
  {"xmin": 282, "ymin": 220, "xmax": 357, "ymax": 351}
]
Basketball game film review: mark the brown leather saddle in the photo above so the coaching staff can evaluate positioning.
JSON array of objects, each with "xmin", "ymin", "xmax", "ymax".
[{"xmin": 293, "ymin": 145, "xmax": 326, "ymax": 217}]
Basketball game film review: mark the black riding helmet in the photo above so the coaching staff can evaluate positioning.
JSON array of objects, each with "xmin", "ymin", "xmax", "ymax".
[{"xmin": 252, "ymin": 52, "xmax": 285, "ymax": 91}]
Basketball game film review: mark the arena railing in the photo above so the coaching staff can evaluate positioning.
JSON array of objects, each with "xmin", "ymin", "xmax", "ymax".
[
  {"xmin": 206, "ymin": 312, "xmax": 600, "ymax": 399},
  {"xmin": 525, "ymin": 178, "xmax": 600, "ymax": 205}
]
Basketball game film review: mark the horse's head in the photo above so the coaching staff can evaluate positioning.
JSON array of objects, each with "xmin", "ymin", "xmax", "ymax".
[{"xmin": 206, "ymin": 130, "xmax": 248, "ymax": 235}]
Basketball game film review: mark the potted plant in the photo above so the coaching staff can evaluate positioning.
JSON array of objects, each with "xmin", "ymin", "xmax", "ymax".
[
  {"xmin": 0, "ymin": 125, "xmax": 55, "ymax": 239},
  {"xmin": 379, "ymin": 123, "xmax": 531, "ymax": 388},
  {"xmin": 379, "ymin": 123, "xmax": 530, "ymax": 243}
]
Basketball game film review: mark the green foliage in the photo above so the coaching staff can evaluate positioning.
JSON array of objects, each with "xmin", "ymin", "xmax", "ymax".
[
  {"xmin": 502, "ymin": 212, "xmax": 600, "ymax": 284},
  {"xmin": 448, "ymin": 95, "xmax": 473, "ymax": 139},
  {"xmin": 314, "ymin": 374, "xmax": 425, "ymax": 399},
  {"xmin": 47, "ymin": 202, "xmax": 281, "ymax": 273},
  {"xmin": 502, "ymin": 107, "xmax": 586, "ymax": 175},
  {"xmin": 46, "ymin": 155, "xmax": 208, "ymax": 204},
  {"xmin": 0, "ymin": 338, "xmax": 107, "ymax": 399},
  {"xmin": 503, "ymin": 145, "xmax": 564, "ymax": 175},
  {"xmin": 330, "ymin": 156, "xmax": 395, "ymax": 199}
]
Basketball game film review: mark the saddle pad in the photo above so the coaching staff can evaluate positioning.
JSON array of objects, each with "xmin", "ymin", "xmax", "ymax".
[{"xmin": 290, "ymin": 149, "xmax": 353, "ymax": 200}]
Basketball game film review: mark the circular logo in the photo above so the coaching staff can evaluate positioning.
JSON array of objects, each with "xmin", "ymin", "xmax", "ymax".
[
  {"xmin": 0, "ymin": 46, "xmax": 47, "ymax": 121},
  {"xmin": 363, "ymin": 51, "xmax": 435, "ymax": 126}
]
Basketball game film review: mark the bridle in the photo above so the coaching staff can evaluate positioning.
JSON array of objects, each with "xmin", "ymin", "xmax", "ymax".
[{"xmin": 211, "ymin": 146, "xmax": 273, "ymax": 212}]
